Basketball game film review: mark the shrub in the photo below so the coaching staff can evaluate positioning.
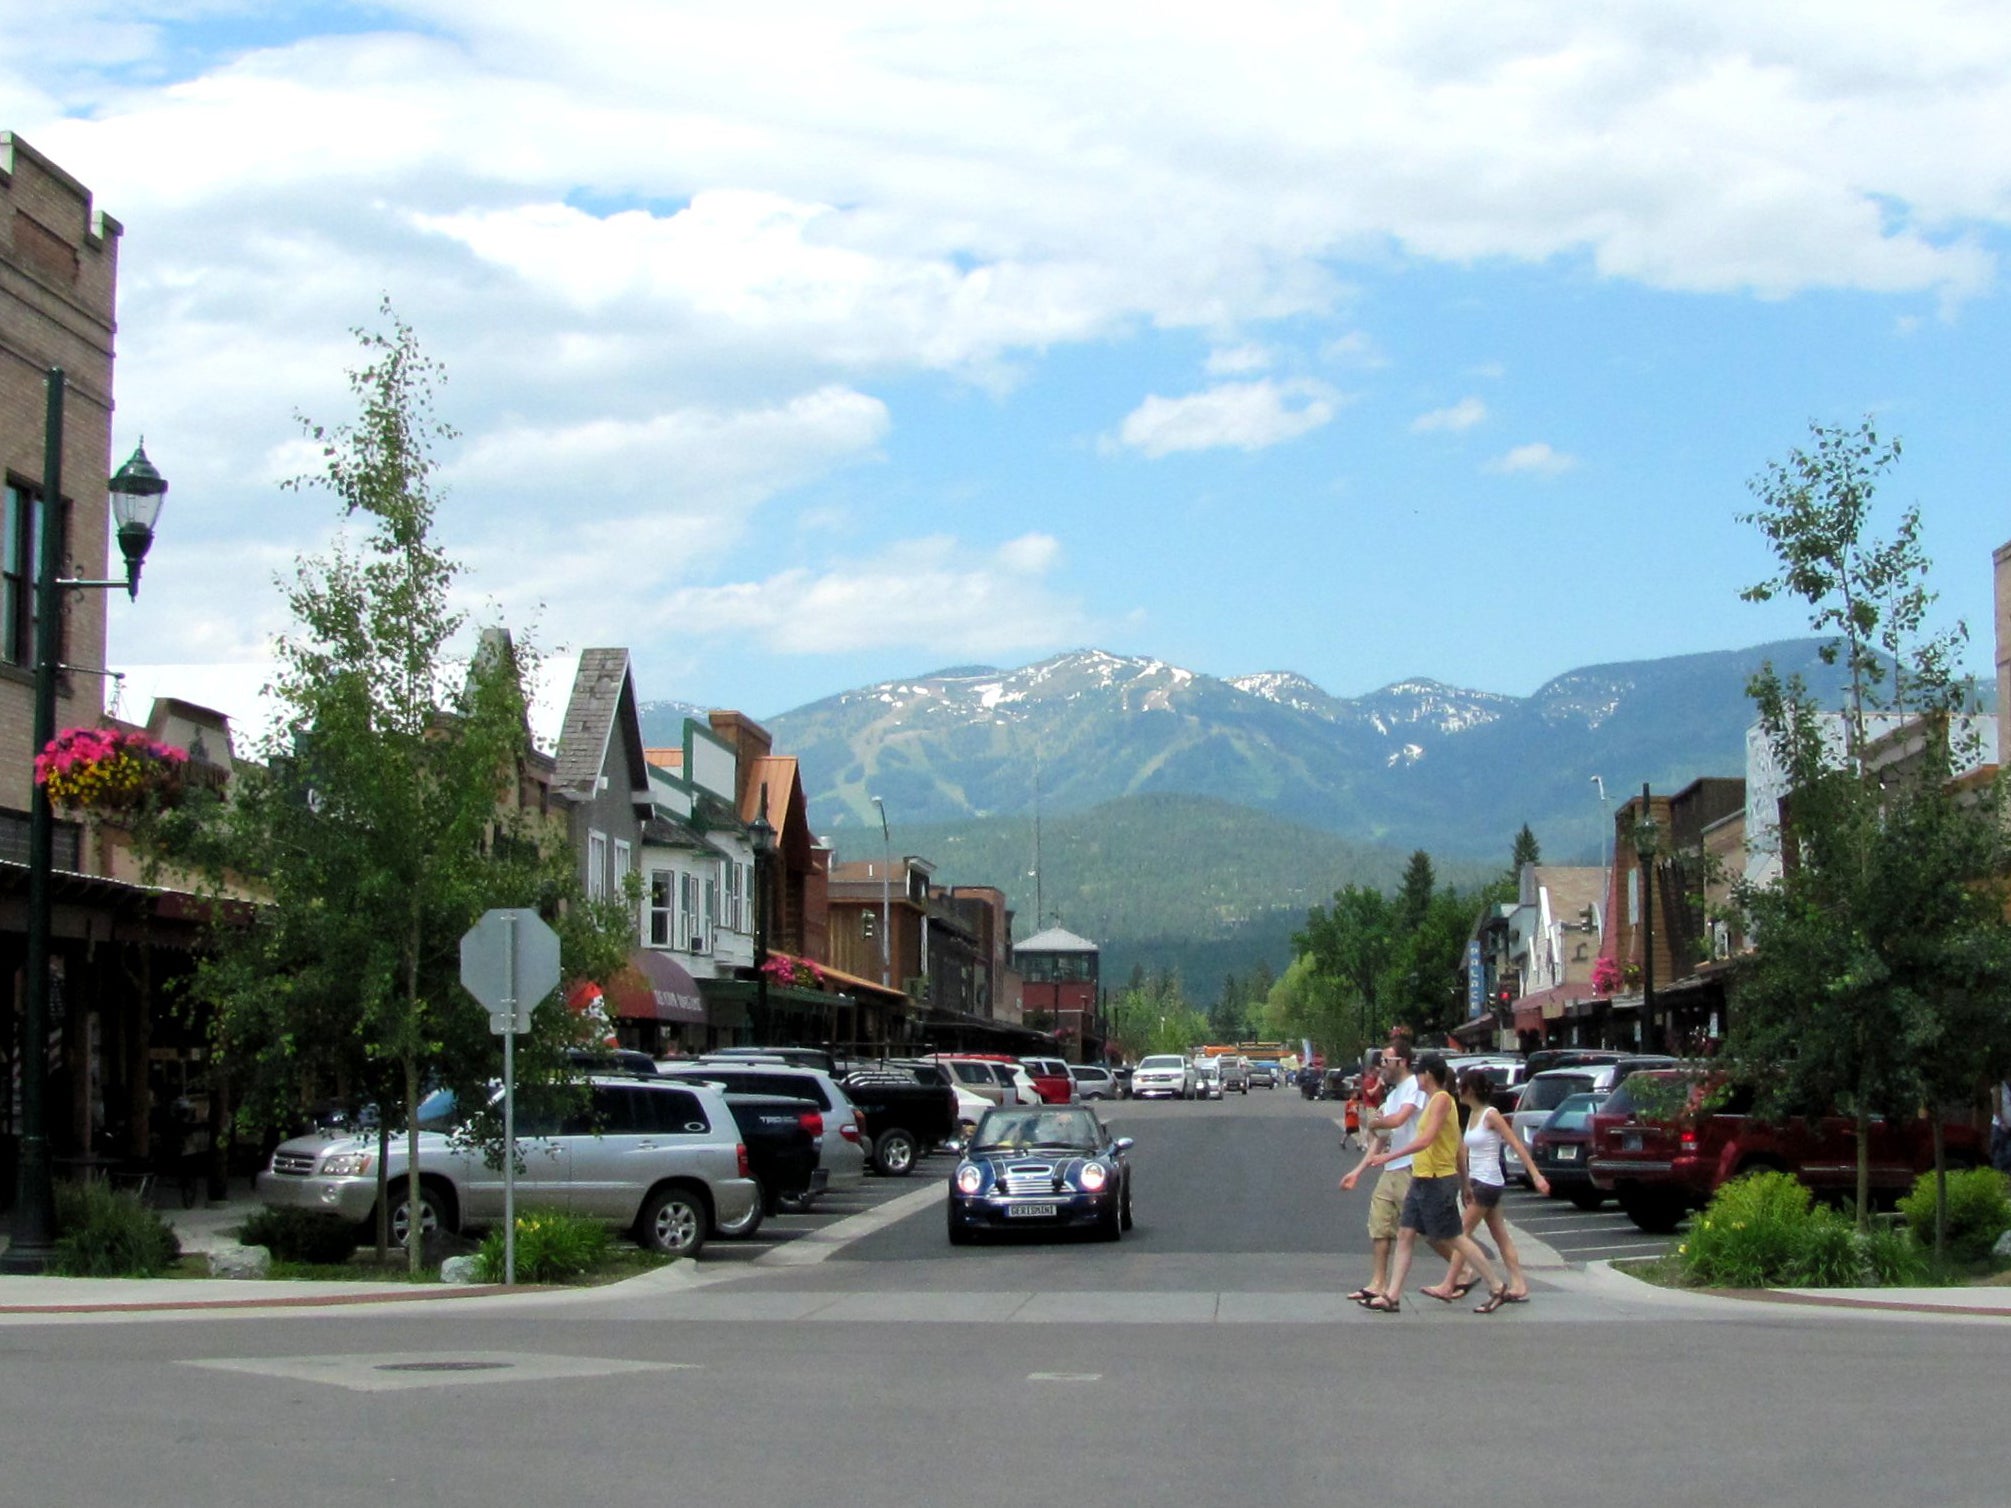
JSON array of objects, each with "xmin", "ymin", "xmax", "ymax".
[
  {"xmin": 471, "ymin": 1208, "xmax": 610, "ymax": 1284},
  {"xmin": 1676, "ymin": 1170, "xmax": 1937, "ymax": 1288},
  {"xmin": 1896, "ymin": 1167, "xmax": 2011, "ymax": 1264},
  {"xmin": 237, "ymin": 1207, "xmax": 361, "ymax": 1265},
  {"xmin": 1860, "ymin": 1223, "xmax": 1929, "ymax": 1287},
  {"xmin": 50, "ymin": 1181, "xmax": 181, "ymax": 1277},
  {"xmin": 1679, "ymin": 1171, "xmax": 1815, "ymax": 1287}
]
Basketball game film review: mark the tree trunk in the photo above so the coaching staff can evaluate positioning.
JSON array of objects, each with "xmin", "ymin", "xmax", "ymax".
[
  {"xmin": 404, "ymin": 1051, "xmax": 422, "ymax": 1278},
  {"xmin": 374, "ymin": 1116, "xmax": 390, "ymax": 1261},
  {"xmin": 1855, "ymin": 1110, "xmax": 1871, "ymax": 1234},
  {"xmin": 1931, "ymin": 1113, "xmax": 1947, "ymax": 1267}
]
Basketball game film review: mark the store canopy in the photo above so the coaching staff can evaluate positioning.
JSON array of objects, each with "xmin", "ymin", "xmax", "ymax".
[{"xmin": 607, "ymin": 949, "xmax": 707, "ymax": 1025}]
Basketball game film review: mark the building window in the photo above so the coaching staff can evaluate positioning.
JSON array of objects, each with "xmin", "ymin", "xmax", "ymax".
[
  {"xmin": 725, "ymin": 859, "xmax": 745, "ymax": 932},
  {"xmin": 861, "ymin": 911, "xmax": 876, "ymax": 939},
  {"xmin": 648, "ymin": 870, "xmax": 673, "ymax": 946},
  {"xmin": 612, "ymin": 838, "xmax": 632, "ymax": 890},
  {"xmin": 587, "ymin": 830, "xmax": 607, "ymax": 899},
  {"xmin": 679, "ymin": 872, "xmax": 700, "ymax": 947},
  {"xmin": 1, "ymin": 481, "xmax": 62, "ymax": 668}
]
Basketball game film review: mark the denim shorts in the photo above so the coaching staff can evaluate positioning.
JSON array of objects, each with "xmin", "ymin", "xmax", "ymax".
[{"xmin": 1400, "ymin": 1174, "xmax": 1465, "ymax": 1241}]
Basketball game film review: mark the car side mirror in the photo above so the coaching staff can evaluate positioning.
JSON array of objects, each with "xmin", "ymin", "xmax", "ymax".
[
  {"xmin": 1113, "ymin": 1137, "xmax": 1134, "ymax": 1154},
  {"xmin": 945, "ymin": 1139, "xmax": 966, "ymax": 1157}
]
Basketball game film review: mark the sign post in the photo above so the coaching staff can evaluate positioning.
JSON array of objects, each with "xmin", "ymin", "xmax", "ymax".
[{"xmin": 460, "ymin": 907, "xmax": 561, "ymax": 1285}]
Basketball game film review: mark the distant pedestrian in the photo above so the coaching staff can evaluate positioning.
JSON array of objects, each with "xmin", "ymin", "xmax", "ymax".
[
  {"xmin": 1424, "ymin": 1070, "xmax": 1547, "ymax": 1305},
  {"xmin": 1353, "ymin": 1053, "xmax": 1509, "ymax": 1314},
  {"xmin": 1992, "ymin": 1075, "xmax": 2011, "ymax": 1175},
  {"xmin": 1338, "ymin": 1043, "xmax": 1427, "ymax": 1305}
]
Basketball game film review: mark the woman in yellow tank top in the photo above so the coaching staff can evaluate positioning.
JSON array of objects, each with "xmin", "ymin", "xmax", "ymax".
[{"xmin": 1358, "ymin": 1053, "xmax": 1510, "ymax": 1314}]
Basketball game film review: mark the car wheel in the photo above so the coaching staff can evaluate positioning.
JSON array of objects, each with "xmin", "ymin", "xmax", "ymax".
[
  {"xmin": 715, "ymin": 1178, "xmax": 766, "ymax": 1239},
  {"xmin": 376, "ymin": 1179, "xmax": 447, "ymax": 1249},
  {"xmin": 948, "ymin": 1206, "xmax": 974, "ymax": 1246},
  {"xmin": 1120, "ymin": 1185, "xmax": 1134, "ymax": 1231},
  {"xmin": 1096, "ymin": 1197, "xmax": 1122, "ymax": 1242},
  {"xmin": 1618, "ymin": 1188, "xmax": 1685, "ymax": 1234},
  {"xmin": 1567, "ymin": 1187, "xmax": 1605, "ymax": 1211},
  {"xmin": 638, "ymin": 1185, "xmax": 708, "ymax": 1258},
  {"xmin": 873, "ymin": 1127, "xmax": 919, "ymax": 1177}
]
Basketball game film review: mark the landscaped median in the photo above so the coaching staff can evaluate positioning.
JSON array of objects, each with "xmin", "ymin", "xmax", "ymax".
[
  {"xmin": 1609, "ymin": 1167, "xmax": 2011, "ymax": 1301},
  {"xmin": 18, "ymin": 1187, "xmax": 684, "ymax": 1291}
]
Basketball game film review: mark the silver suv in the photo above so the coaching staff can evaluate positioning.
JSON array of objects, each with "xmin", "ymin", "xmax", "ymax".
[{"xmin": 256, "ymin": 1076, "xmax": 758, "ymax": 1258}]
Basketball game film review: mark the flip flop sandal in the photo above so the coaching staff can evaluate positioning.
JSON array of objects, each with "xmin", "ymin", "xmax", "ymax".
[
  {"xmin": 1474, "ymin": 1286, "xmax": 1511, "ymax": 1315},
  {"xmin": 1366, "ymin": 1295, "xmax": 1401, "ymax": 1314},
  {"xmin": 1502, "ymin": 1292, "xmax": 1531, "ymax": 1304},
  {"xmin": 1345, "ymin": 1288, "xmax": 1376, "ymax": 1304},
  {"xmin": 1419, "ymin": 1287, "xmax": 1458, "ymax": 1303}
]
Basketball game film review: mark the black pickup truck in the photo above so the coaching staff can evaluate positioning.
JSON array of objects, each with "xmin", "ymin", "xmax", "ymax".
[
  {"xmin": 838, "ymin": 1062, "xmax": 961, "ymax": 1176},
  {"xmin": 719, "ymin": 1093, "xmax": 823, "ymax": 1229}
]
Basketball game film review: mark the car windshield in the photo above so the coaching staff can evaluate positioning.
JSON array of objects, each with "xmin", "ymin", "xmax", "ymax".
[
  {"xmin": 971, "ymin": 1109, "xmax": 1101, "ymax": 1151},
  {"xmin": 1521, "ymin": 1074, "xmax": 1594, "ymax": 1112},
  {"xmin": 1545, "ymin": 1093, "xmax": 1603, "ymax": 1130},
  {"xmin": 1138, "ymin": 1055, "xmax": 1184, "ymax": 1070}
]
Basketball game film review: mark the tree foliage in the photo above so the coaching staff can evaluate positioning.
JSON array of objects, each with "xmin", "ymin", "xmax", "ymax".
[
  {"xmin": 155, "ymin": 305, "xmax": 632, "ymax": 1269},
  {"xmin": 1729, "ymin": 419, "xmax": 2011, "ymax": 1236}
]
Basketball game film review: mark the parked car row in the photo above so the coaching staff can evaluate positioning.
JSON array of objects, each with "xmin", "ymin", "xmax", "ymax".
[{"xmin": 256, "ymin": 1049, "xmax": 975, "ymax": 1260}]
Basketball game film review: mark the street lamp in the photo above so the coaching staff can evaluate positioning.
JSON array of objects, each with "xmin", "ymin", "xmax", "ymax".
[
  {"xmin": 870, "ymin": 794, "xmax": 891, "ymax": 988},
  {"xmin": 748, "ymin": 786, "xmax": 774, "ymax": 1035},
  {"xmin": 1632, "ymin": 785, "xmax": 1658, "ymax": 1057},
  {"xmin": 3, "ymin": 368, "xmax": 166, "ymax": 1274}
]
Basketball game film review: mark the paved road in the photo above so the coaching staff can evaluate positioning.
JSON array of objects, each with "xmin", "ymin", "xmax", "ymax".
[{"xmin": 2, "ymin": 1091, "xmax": 2004, "ymax": 1508}]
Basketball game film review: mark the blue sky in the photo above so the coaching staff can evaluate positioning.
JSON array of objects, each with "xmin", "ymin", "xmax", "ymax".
[{"xmin": 9, "ymin": 2, "xmax": 2011, "ymax": 738}]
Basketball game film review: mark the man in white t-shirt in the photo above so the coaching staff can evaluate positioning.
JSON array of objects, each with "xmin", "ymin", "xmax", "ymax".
[{"xmin": 1339, "ymin": 1042, "xmax": 1429, "ymax": 1304}]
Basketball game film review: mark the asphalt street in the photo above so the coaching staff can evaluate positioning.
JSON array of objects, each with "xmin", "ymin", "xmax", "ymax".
[{"xmin": 1, "ymin": 1089, "xmax": 2003, "ymax": 1508}]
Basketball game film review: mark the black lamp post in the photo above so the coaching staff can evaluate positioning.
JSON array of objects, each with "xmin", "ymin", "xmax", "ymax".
[
  {"xmin": 2, "ymin": 368, "xmax": 166, "ymax": 1274},
  {"xmin": 1633, "ymin": 786, "xmax": 1658, "ymax": 1057},
  {"xmin": 748, "ymin": 787, "xmax": 774, "ymax": 1036}
]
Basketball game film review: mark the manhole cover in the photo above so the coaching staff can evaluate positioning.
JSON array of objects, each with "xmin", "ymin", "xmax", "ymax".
[{"xmin": 374, "ymin": 1361, "xmax": 515, "ymax": 1374}]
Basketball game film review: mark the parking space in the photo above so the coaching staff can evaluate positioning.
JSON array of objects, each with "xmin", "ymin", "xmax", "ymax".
[
  {"xmin": 1497, "ymin": 1182, "xmax": 1684, "ymax": 1264},
  {"xmin": 699, "ymin": 1151, "xmax": 956, "ymax": 1265}
]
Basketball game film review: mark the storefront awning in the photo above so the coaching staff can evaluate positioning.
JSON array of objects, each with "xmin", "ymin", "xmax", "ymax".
[{"xmin": 608, "ymin": 948, "xmax": 707, "ymax": 1025}]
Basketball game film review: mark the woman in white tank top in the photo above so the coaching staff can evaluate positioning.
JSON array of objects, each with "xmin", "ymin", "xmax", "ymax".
[{"xmin": 1422, "ymin": 1069, "xmax": 1550, "ymax": 1306}]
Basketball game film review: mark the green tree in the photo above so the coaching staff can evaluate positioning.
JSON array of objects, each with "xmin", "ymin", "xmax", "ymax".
[
  {"xmin": 161, "ymin": 306, "xmax": 632, "ymax": 1271},
  {"xmin": 1730, "ymin": 419, "xmax": 2010, "ymax": 1234},
  {"xmin": 1296, "ymin": 885, "xmax": 1394, "ymax": 1047},
  {"xmin": 1511, "ymin": 824, "xmax": 1541, "ymax": 869}
]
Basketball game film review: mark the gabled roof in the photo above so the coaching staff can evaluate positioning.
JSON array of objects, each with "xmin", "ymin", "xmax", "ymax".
[
  {"xmin": 1017, "ymin": 926, "xmax": 1097, "ymax": 953},
  {"xmin": 554, "ymin": 648, "xmax": 651, "ymax": 801}
]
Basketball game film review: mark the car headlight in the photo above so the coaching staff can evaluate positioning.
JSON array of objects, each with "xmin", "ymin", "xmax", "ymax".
[
  {"xmin": 1079, "ymin": 1161, "xmax": 1109, "ymax": 1192},
  {"xmin": 955, "ymin": 1165, "xmax": 985, "ymax": 1194},
  {"xmin": 319, "ymin": 1152, "xmax": 374, "ymax": 1177}
]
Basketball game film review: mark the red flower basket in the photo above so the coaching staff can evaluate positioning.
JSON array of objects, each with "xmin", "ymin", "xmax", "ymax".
[{"xmin": 34, "ymin": 727, "xmax": 189, "ymax": 815}]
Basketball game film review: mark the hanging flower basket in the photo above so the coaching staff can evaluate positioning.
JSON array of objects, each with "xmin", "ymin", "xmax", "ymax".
[
  {"xmin": 34, "ymin": 727, "xmax": 188, "ymax": 815},
  {"xmin": 760, "ymin": 953, "xmax": 827, "ymax": 990},
  {"xmin": 1590, "ymin": 956, "xmax": 1623, "ymax": 995}
]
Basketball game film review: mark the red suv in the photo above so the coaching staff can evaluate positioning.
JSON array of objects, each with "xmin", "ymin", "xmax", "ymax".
[
  {"xmin": 1589, "ymin": 1070, "xmax": 1982, "ymax": 1232},
  {"xmin": 1019, "ymin": 1057, "xmax": 1079, "ymax": 1105}
]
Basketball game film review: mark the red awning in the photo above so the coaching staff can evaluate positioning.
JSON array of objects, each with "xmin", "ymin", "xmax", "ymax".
[
  {"xmin": 607, "ymin": 949, "xmax": 707, "ymax": 1025},
  {"xmin": 1513, "ymin": 1004, "xmax": 1543, "ymax": 1032}
]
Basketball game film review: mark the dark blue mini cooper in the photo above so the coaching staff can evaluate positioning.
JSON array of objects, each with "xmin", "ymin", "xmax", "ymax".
[{"xmin": 947, "ymin": 1105, "xmax": 1134, "ymax": 1244}]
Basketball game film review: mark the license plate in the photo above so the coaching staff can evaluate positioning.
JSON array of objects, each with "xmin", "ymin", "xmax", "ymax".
[
  {"xmin": 1622, "ymin": 1132, "xmax": 1642, "ymax": 1151},
  {"xmin": 1556, "ymin": 1146, "xmax": 1579, "ymax": 1161},
  {"xmin": 1007, "ymin": 1203, "xmax": 1058, "ymax": 1219}
]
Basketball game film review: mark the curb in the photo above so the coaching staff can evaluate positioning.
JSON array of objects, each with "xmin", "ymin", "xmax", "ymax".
[{"xmin": 0, "ymin": 1283, "xmax": 518, "ymax": 1316}]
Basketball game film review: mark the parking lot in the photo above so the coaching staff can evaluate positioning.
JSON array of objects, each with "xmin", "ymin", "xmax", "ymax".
[
  {"xmin": 698, "ymin": 1148, "xmax": 958, "ymax": 1265},
  {"xmin": 1490, "ymin": 1181, "xmax": 1682, "ymax": 1264}
]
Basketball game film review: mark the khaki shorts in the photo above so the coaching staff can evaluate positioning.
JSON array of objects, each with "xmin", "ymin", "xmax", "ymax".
[{"xmin": 1368, "ymin": 1167, "xmax": 1413, "ymax": 1240}]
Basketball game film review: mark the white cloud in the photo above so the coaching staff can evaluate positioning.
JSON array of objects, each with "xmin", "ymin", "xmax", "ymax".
[
  {"xmin": 1486, "ymin": 441, "xmax": 1579, "ymax": 476},
  {"xmin": 660, "ymin": 534, "xmax": 1089, "ymax": 657},
  {"xmin": 1410, "ymin": 396, "xmax": 1488, "ymax": 433},
  {"xmin": 1113, "ymin": 380, "xmax": 1341, "ymax": 458},
  {"xmin": 1322, "ymin": 332, "xmax": 1390, "ymax": 370},
  {"xmin": 1204, "ymin": 343, "xmax": 1273, "ymax": 375}
]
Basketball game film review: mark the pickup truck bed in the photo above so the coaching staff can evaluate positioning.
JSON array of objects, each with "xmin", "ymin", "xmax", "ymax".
[{"xmin": 839, "ymin": 1067, "xmax": 959, "ymax": 1176}]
